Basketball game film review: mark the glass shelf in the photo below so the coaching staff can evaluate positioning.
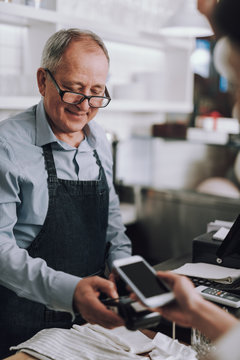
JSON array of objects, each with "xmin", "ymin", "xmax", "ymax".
[
  {"xmin": 0, "ymin": 1, "xmax": 194, "ymax": 115},
  {"xmin": 0, "ymin": 2, "xmax": 165, "ymax": 49},
  {"xmin": 0, "ymin": 96, "xmax": 193, "ymax": 113}
]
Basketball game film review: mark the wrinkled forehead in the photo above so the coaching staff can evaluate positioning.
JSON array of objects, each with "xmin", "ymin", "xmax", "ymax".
[{"xmin": 56, "ymin": 39, "xmax": 109, "ymax": 74}]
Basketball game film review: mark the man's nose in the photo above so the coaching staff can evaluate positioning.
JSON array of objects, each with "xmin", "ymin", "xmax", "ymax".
[{"xmin": 76, "ymin": 97, "xmax": 90, "ymax": 111}]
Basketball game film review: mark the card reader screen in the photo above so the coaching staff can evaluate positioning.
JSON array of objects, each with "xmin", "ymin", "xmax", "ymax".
[{"xmin": 119, "ymin": 261, "xmax": 168, "ymax": 298}]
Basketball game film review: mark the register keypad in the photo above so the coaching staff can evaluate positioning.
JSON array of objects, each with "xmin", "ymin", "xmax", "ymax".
[{"xmin": 189, "ymin": 276, "xmax": 240, "ymax": 295}]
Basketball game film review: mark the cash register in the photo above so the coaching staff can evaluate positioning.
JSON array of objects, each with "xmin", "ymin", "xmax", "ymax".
[
  {"xmin": 192, "ymin": 214, "xmax": 240, "ymax": 298},
  {"xmin": 192, "ymin": 214, "xmax": 240, "ymax": 269}
]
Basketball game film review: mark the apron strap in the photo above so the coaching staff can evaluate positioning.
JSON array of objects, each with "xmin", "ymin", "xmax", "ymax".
[{"xmin": 42, "ymin": 144, "xmax": 58, "ymax": 179}]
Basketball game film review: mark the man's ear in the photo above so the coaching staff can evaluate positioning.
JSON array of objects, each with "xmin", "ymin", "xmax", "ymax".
[{"xmin": 37, "ymin": 68, "xmax": 47, "ymax": 97}]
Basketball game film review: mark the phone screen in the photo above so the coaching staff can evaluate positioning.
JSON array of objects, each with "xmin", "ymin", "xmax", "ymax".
[{"xmin": 119, "ymin": 261, "xmax": 168, "ymax": 298}]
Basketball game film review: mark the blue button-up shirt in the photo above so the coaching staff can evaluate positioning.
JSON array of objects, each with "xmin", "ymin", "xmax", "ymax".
[{"xmin": 0, "ymin": 100, "xmax": 131, "ymax": 314}]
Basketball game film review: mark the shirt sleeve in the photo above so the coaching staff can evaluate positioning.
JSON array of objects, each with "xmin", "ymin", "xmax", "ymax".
[
  {"xmin": 0, "ymin": 137, "xmax": 80, "ymax": 315},
  {"xmin": 213, "ymin": 323, "xmax": 240, "ymax": 360},
  {"xmin": 93, "ymin": 124, "xmax": 132, "ymax": 270}
]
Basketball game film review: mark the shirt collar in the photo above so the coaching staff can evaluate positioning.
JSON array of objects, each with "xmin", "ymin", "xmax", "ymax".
[
  {"xmin": 36, "ymin": 99, "xmax": 58, "ymax": 147},
  {"xmin": 35, "ymin": 99, "xmax": 98, "ymax": 150}
]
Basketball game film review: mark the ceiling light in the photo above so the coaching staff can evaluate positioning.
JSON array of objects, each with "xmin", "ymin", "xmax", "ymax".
[{"xmin": 159, "ymin": 0, "xmax": 214, "ymax": 38}]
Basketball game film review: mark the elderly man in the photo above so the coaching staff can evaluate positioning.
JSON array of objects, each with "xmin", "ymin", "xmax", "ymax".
[{"xmin": 0, "ymin": 28, "xmax": 131, "ymax": 357}]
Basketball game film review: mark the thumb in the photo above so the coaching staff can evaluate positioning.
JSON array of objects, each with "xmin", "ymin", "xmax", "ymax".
[{"xmin": 94, "ymin": 277, "xmax": 118, "ymax": 299}]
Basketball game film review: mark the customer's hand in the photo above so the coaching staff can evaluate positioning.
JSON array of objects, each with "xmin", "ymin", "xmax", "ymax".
[
  {"xmin": 197, "ymin": 0, "xmax": 217, "ymax": 18},
  {"xmin": 154, "ymin": 271, "xmax": 203, "ymax": 328},
  {"xmin": 73, "ymin": 276, "xmax": 124, "ymax": 329},
  {"xmin": 197, "ymin": 0, "xmax": 222, "ymax": 38},
  {"xmin": 155, "ymin": 271, "xmax": 238, "ymax": 341}
]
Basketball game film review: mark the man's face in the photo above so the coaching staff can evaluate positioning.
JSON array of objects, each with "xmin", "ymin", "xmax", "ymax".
[{"xmin": 38, "ymin": 40, "xmax": 109, "ymax": 141}]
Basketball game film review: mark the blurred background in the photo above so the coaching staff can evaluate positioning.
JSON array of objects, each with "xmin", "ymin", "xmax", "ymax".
[{"xmin": 1, "ymin": 0, "xmax": 240, "ymax": 265}]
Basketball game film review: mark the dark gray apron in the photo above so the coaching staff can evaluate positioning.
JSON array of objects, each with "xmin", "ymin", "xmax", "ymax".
[{"xmin": 0, "ymin": 143, "xmax": 109, "ymax": 357}]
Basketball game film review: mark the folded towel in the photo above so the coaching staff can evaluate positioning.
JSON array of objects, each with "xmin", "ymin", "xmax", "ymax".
[{"xmin": 173, "ymin": 263, "xmax": 240, "ymax": 284}]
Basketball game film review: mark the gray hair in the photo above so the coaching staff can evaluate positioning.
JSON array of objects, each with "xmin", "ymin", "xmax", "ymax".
[{"xmin": 41, "ymin": 28, "xmax": 110, "ymax": 72}]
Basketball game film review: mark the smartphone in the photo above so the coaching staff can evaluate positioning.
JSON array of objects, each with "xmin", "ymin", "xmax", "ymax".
[{"xmin": 113, "ymin": 255, "xmax": 175, "ymax": 308}]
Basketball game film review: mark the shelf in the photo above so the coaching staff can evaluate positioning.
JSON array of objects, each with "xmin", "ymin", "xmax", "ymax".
[
  {"xmin": 0, "ymin": 2, "xmax": 56, "ymax": 25},
  {"xmin": 0, "ymin": 2, "xmax": 194, "ymax": 115},
  {"xmin": 0, "ymin": 2, "xmax": 165, "ymax": 49},
  {"xmin": 0, "ymin": 96, "xmax": 193, "ymax": 113},
  {"xmin": 107, "ymin": 99, "xmax": 193, "ymax": 113},
  {"xmin": 0, "ymin": 96, "xmax": 40, "ymax": 110}
]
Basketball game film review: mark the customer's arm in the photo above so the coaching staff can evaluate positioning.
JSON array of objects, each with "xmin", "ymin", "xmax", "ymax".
[{"xmin": 156, "ymin": 271, "xmax": 238, "ymax": 341}]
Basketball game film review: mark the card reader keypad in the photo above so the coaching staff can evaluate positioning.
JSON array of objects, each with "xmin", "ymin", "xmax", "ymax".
[
  {"xmin": 189, "ymin": 276, "xmax": 240, "ymax": 295},
  {"xmin": 202, "ymin": 288, "xmax": 240, "ymax": 302}
]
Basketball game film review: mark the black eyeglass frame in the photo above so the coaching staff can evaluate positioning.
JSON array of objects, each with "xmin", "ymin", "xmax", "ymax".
[{"xmin": 44, "ymin": 68, "xmax": 111, "ymax": 108}]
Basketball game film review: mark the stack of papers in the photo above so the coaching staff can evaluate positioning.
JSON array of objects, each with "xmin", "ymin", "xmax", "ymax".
[
  {"xmin": 187, "ymin": 128, "xmax": 229, "ymax": 145},
  {"xmin": 173, "ymin": 263, "xmax": 240, "ymax": 284},
  {"xmin": 212, "ymin": 227, "xmax": 230, "ymax": 241},
  {"xmin": 207, "ymin": 220, "xmax": 233, "ymax": 233}
]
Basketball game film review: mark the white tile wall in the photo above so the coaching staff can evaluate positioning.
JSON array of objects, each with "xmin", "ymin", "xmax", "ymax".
[
  {"xmin": 0, "ymin": 24, "xmax": 23, "ymax": 74},
  {"xmin": 117, "ymin": 136, "xmax": 154, "ymax": 186},
  {"xmin": 0, "ymin": 24, "xmax": 40, "ymax": 96},
  {"xmin": 0, "ymin": 24, "xmax": 26, "ymax": 96}
]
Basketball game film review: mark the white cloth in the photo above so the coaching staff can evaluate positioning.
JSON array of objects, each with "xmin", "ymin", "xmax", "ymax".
[
  {"xmin": 72, "ymin": 324, "xmax": 154, "ymax": 354},
  {"xmin": 150, "ymin": 332, "xmax": 197, "ymax": 360},
  {"xmin": 11, "ymin": 323, "xmax": 198, "ymax": 360},
  {"xmin": 11, "ymin": 324, "xmax": 152, "ymax": 360}
]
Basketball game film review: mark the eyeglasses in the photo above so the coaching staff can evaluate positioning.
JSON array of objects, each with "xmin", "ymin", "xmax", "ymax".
[{"xmin": 45, "ymin": 69, "xmax": 111, "ymax": 108}]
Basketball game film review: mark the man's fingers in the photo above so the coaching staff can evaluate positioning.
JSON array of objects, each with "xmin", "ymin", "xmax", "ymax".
[
  {"xmin": 73, "ymin": 276, "xmax": 124, "ymax": 329},
  {"xmin": 81, "ymin": 295, "xmax": 124, "ymax": 328},
  {"xmin": 92, "ymin": 276, "xmax": 118, "ymax": 299}
]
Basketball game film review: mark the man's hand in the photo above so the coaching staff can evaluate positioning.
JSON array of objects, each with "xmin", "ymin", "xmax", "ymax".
[
  {"xmin": 73, "ymin": 276, "xmax": 124, "ymax": 329},
  {"xmin": 108, "ymin": 270, "xmax": 120, "ymax": 286}
]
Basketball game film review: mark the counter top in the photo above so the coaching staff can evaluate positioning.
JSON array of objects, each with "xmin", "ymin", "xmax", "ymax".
[{"xmin": 5, "ymin": 353, "xmax": 34, "ymax": 360}]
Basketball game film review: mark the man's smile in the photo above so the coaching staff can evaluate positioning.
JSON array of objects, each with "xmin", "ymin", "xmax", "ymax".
[{"xmin": 65, "ymin": 108, "xmax": 88, "ymax": 117}]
